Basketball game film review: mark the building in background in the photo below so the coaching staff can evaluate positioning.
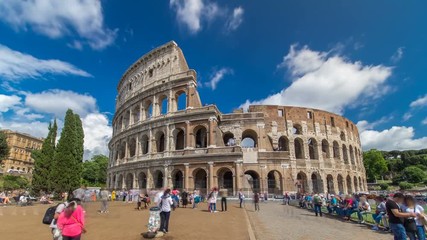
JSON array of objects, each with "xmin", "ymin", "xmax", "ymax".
[{"xmin": 0, "ymin": 129, "xmax": 43, "ymax": 175}]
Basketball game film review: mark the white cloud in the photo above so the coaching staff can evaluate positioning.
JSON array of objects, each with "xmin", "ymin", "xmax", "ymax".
[
  {"xmin": 359, "ymin": 124, "xmax": 427, "ymax": 151},
  {"xmin": 422, "ymin": 118, "xmax": 427, "ymax": 125},
  {"xmin": 169, "ymin": 0, "xmax": 243, "ymax": 33},
  {"xmin": 409, "ymin": 94, "xmax": 427, "ymax": 108},
  {"xmin": 81, "ymin": 113, "xmax": 112, "ymax": 160},
  {"xmin": 239, "ymin": 44, "xmax": 392, "ymax": 114},
  {"xmin": 0, "ymin": 119, "xmax": 49, "ymax": 139},
  {"xmin": 25, "ymin": 89, "xmax": 98, "ymax": 117},
  {"xmin": 0, "ymin": 0, "xmax": 117, "ymax": 50},
  {"xmin": 205, "ymin": 68, "xmax": 233, "ymax": 90},
  {"xmin": 0, "ymin": 44, "xmax": 91, "ymax": 81},
  {"xmin": 391, "ymin": 47, "xmax": 404, "ymax": 63},
  {"xmin": 356, "ymin": 116, "xmax": 393, "ymax": 132},
  {"xmin": 402, "ymin": 112, "xmax": 413, "ymax": 121},
  {"xmin": 226, "ymin": 7, "xmax": 244, "ymax": 31},
  {"xmin": 0, "ymin": 94, "xmax": 21, "ymax": 112}
]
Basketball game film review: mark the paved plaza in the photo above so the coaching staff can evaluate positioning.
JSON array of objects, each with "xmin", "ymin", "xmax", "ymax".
[{"xmin": 246, "ymin": 201, "xmax": 391, "ymax": 240}]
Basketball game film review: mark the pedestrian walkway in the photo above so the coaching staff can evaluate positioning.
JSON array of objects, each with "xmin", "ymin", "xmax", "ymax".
[{"xmin": 246, "ymin": 202, "xmax": 391, "ymax": 240}]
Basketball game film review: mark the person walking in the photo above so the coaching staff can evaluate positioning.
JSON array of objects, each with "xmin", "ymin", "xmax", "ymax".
[
  {"xmin": 313, "ymin": 193, "xmax": 323, "ymax": 217},
  {"xmin": 99, "ymin": 188, "xmax": 109, "ymax": 214},
  {"xmin": 181, "ymin": 190, "xmax": 189, "ymax": 208},
  {"xmin": 158, "ymin": 189, "xmax": 173, "ymax": 234},
  {"xmin": 238, "ymin": 189, "xmax": 245, "ymax": 208},
  {"xmin": 111, "ymin": 190, "xmax": 116, "ymax": 202},
  {"xmin": 57, "ymin": 200, "xmax": 86, "ymax": 240},
  {"xmin": 192, "ymin": 190, "xmax": 199, "ymax": 209},
  {"xmin": 208, "ymin": 187, "xmax": 218, "ymax": 213},
  {"xmin": 386, "ymin": 193, "xmax": 417, "ymax": 240},
  {"xmin": 50, "ymin": 200, "xmax": 68, "ymax": 240},
  {"xmin": 254, "ymin": 192, "xmax": 260, "ymax": 211},
  {"xmin": 220, "ymin": 188, "xmax": 227, "ymax": 212}
]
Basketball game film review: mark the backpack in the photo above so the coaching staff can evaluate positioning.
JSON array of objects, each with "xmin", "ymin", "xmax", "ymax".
[
  {"xmin": 313, "ymin": 196, "xmax": 321, "ymax": 205},
  {"xmin": 42, "ymin": 203, "xmax": 64, "ymax": 225},
  {"xmin": 194, "ymin": 196, "xmax": 201, "ymax": 203}
]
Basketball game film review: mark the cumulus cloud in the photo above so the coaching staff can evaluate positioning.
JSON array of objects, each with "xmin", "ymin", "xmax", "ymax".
[
  {"xmin": 81, "ymin": 113, "xmax": 112, "ymax": 160},
  {"xmin": 205, "ymin": 68, "xmax": 233, "ymax": 90},
  {"xmin": 0, "ymin": 44, "xmax": 91, "ymax": 81},
  {"xmin": 226, "ymin": 7, "xmax": 244, "ymax": 31},
  {"xmin": 0, "ymin": 0, "xmax": 117, "ymax": 49},
  {"xmin": 409, "ymin": 94, "xmax": 427, "ymax": 108},
  {"xmin": 239, "ymin": 44, "xmax": 392, "ymax": 114},
  {"xmin": 0, "ymin": 94, "xmax": 21, "ymax": 112},
  {"xmin": 169, "ymin": 0, "xmax": 243, "ymax": 33},
  {"xmin": 391, "ymin": 47, "xmax": 404, "ymax": 63},
  {"xmin": 0, "ymin": 119, "xmax": 50, "ymax": 139}
]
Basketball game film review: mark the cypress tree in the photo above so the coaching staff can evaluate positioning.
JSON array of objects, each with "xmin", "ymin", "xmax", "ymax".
[{"xmin": 0, "ymin": 130, "xmax": 9, "ymax": 165}]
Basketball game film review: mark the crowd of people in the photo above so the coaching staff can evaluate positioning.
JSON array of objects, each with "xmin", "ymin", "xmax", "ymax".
[{"xmin": 298, "ymin": 192, "xmax": 427, "ymax": 240}]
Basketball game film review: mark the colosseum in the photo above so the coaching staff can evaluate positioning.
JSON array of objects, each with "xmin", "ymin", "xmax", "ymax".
[{"xmin": 107, "ymin": 41, "xmax": 367, "ymax": 197}]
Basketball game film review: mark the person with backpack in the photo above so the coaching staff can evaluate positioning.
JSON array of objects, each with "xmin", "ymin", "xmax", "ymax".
[
  {"xmin": 387, "ymin": 193, "xmax": 417, "ymax": 240},
  {"xmin": 57, "ymin": 200, "xmax": 86, "ymax": 240},
  {"xmin": 313, "ymin": 193, "xmax": 323, "ymax": 217},
  {"xmin": 158, "ymin": 189, "xmax": 174, "ymax": 234},
  {"xmin": 238, "ymin": 189, "xmax": 245, "ymax": 208},
  {"xmin": 47, "ymin": 200, "xmax": 68, "ymax": 240}
]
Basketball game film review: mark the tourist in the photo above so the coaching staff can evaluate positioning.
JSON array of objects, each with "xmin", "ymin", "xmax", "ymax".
[
  {"xmin": 313, "ymin": 193, "xmax": 323, "ymax": 217},
  {"xmin": 327, "ymin": 194, "xmax": 338, "ymax": 214},
  {"xmin": 254, "ymin": 192, "xmax": 260, "ymax": 211},
  {"xmin": 386, "ymin": 192, "xmax": 417, "ymax": 240},
  {"xmin": 238, "ymin": 189, "xmax": 245, "ymax": 208},
  {"xmin": 158, "ymin": 189, "xmax": 173, "ymax": 234},
  {"xmin": 181, "ymin": 189, "xmax": 189, "ymax": 208},
  {"xmin": 142, "ymin": 194, "xmax": 150, "ymax": 209},
  {"xmin": 192, "ymin": 190, "xmax": 200, "ymax": 209},
  {"xmin": 343, "ymin": 195, "xmax": 355, "ymax": 221},
  {"xmin": 57, "ymin": 200, "xmax": 86, "ymax": 240},
  {"xmin": 220, "ymin": 188, "xmax": 227, "ymax": 212},
  {"xmin": 208, "ymin": 187, "xmax": 218, "ymax": 213},
  {"xmin": 122, "ymin": 190, "xmax": 127, "ymax": 202},
  {"xmin": 356, "ymin": 196, "xmax": 371, "ymax": 223},
  {"xmin": 40, "ymin": 195, "xmax": 53, "ymax": 204},
  {"xmin": 50, "ymin": 200, "xmax": 68, "ymax": 240},
  {"xmin": 0, "ymin": 191, "xmax": 11, "ymax": 205},
  {"xmin": 264, "ymin": 192, "xmax": 268, "ymax": 202},
  {"xmin": 111, "ymin": 190, "xmax": 116, "ymax": 201},
  {"xmin": 284, "ymin": 192, "xmax": 290, "ymax": 205},
  {"xmin": 99, "ymin": 188, "xmax": 109, "ymax": 214},
  {"xmin": 402, "ymin": 195, "xmax": 426, "ymax": 240},
  {"xmin": 171, "ymin": 189, "xmax": 180, "ymax": 208},
  {"xmin": 372, "ymin": 196, "xmax": 387, "ymax": 231}
]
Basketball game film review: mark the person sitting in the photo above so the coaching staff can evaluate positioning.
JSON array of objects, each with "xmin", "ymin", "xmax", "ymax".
[
  {"xmin": 327, "ymin": 195, "xmax": 338, "ymax": 214},
  {"xmin": 357, "ymin": 196, "xmax": 371, "ymax": 223},
  {"xmin": 372, "ymin": 196, "xmax": 387, "ymax": 231},
  {"xmin": 40, "ymin": 195, "xmax": 53, "ymax": 204}
]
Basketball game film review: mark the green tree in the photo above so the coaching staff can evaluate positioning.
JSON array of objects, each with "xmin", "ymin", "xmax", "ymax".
[
  {"xmin": 401, "ymin": 166, "xmax": 426, "ymax": 183},
  {"xmin": 399, "ymin": 181, "xmax": 413, "ymax": 190},
  {"xmin": 0, "ymin": 130, "xmax": 10, "ymax": 165},
  {"xmin": 52, "ymin": 109, "xmax": 84, "ymax": 194},
  {"xmin": 363, "ymin": 149, "xmax": 388, "ymax": 182},
  {"xmin": 2, "ymin": 175, "xmax": 29, "ymax": 190},
  {"xmin": 32, "ymin": 120, "xmax": 57, "ymax": 193},
  {"xmin": 81, "ymin": 155, "xmax": 108, "ymax": 186}
]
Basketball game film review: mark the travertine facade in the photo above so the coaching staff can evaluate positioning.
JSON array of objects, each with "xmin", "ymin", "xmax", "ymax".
[
  {"xmin": 1, "ymin": 129, "xmax": 43, "ymax": 175},
  {"xmin": 107, "ymin": 41, "xmax": 367, "ymax": 196}
]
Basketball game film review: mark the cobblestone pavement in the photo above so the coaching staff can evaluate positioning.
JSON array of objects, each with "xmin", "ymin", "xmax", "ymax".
[{"xmin": 246, "ymin": 202, "xmax": 391, "ymax": 240}]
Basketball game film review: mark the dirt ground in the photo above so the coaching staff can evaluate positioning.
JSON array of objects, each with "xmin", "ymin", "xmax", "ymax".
[{"xmin": 0, "ymin": 201, "xmax": 249, "ymax": 240}]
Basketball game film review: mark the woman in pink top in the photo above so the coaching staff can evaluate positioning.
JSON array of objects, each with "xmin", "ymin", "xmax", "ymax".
[{"xmin": 58, "ymin": 201, "xmax": 86, "ymax": 240}]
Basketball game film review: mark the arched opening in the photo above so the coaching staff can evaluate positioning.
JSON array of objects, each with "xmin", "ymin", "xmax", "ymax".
[
  {"xmin": 349, "ymin": 145, "xmax": 355, "ymax": 165},
  {"xmin": 353, "ymin": 176, "xmax": 358, "ymax": 193},
  {"xmin": 223, "ymin": 132, "xmax": 235, "ymax": 146},
  {"xmin": 119, "ymin": 142, "xmax": 126, "ymax": 159},
  {"xmin": 194, "ymin": 126, "xmax": 207, "ymax": 148},
  {"xmin": 138, "ymin": 172, "xmax": 147, "ymax": 189},
  {"xmin": 159, "ymin": 95, "xmax": 168, "ymax": 115},
  {"xmin": 292, "ymin": 124, "xmax": 302, "ymax": 135},
  {"xmin": 129, "ymin": 138, "xmax": 136, "ymax": 157},
  {"xmin": 346, "ymin": 175, "xmax": 352, "ymax": 194},
  {"xmin": 176, "ymin": 91, "xmax": 187, "ymax": 111},
  {"xmin": 175, "ymin": 129, "xmax": 185, "ymax": 150},
  {"xmin": 117, "ymin": 174, "xmax": 123, "ymax": 189},
  {"xmin": 359, "ymin": 177, "xmax": 363, "ymax": 192},
  {"xmin": 308, "ymin": 138, "xmax": 318, "ymax": 160},
  {"xmin": 118, "ymin": 116, "xmax": 123, "ymax": 131},
  {"xmin": 278, "ymin": 136, "xmax": 289, "ymax": 151},
  {"xmin": 326, "ymin": 174, "xmax": 334, "ymax": 194},
  {"xmin": 217, "ymin": 168, "xmax": 233, "ymax": 194},
  {"xmin": 154, "ymin": 170, "xmax": 164, "ymax": 189},
  {"xmin": 132, "ymin": 106, "xmax": 140, "ymax": 124},
  {"xmin": 141, "ymin": 134, "xmax": 149, "ymax": 154},
  {"xmin": 296, "ymin": 172, "xmax": 308, "ymax": 193},
  {"xmin": 267, "ymin": 170, "xmax": 283, "ymax": 195},
  {"xmin": 194, "ymin": 169, "xmax": 207, "ymax": 194},
  {"xmin": 294, "ymin": 138, "xmax": 304, "ymax": 159},
  {"xmin": 156, "ymin": 132, "xmax": 165, "ymax": 152},
  {"xmin": 241, "ymin": 129, "xmax": 258, "ymax": 148},
  {"xmin": 342, "ymin": 145, "xmax": 349, "ymax": 164},
  {"xmin": 173, "ymin": 170, "xmax": 183, "ymax": 190},
  {"xmin": 337, "ymin": 175, "xmax": 344, "ymax": 194},
  {"xmin": 126, "ymin": 173, "xmax": 134, "ymax": 189},
  {"xmin": 321, "ymin": 140, "xmax": 330, "ymax": 158},
  {"xmin": 112, "ymin": 175, "xmax": 116, "ymax": 188},
  {"xmin": 333, "ymin": 141, "xmax": 340, "ymax": 159},
  {"xmin": 123, "ymin": 111, "xmax": 130, "ymax": 128},
  {"xmin": 145, "ymin": 100, "xmax": 153, "ymax": 119},
  {"xmin": 244, "ymin": 170, "xmax": 260, "ymax": 193},
  {"xmin": 340, "ymin": 131, "xmax": 346, "ymax": 141},
  {"xmin": 311, "ymin": 173, "xmax": 323, "ymax": 193}
]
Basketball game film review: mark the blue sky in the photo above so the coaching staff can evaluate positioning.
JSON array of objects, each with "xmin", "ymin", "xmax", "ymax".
[{"xmin": 0, "ymin": 0, "xmax": 426, "ymax": 159}]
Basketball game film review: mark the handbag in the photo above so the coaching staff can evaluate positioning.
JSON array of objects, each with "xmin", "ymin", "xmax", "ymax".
[{"xmin": 404, "ymin": 208, "xmax": 417, "ymax": 233}]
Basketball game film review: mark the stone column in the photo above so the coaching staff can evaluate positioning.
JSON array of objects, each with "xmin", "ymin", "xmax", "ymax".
[
  {"xmin": 208, "ymin": 117, "xmax": 217, "ymax": 147},
  {"xmin": 122, "ymin": 175, "xmax": 126, "ymax": 190},
  {"xmin": 208, "ymin": 162, "xmax": 214, "ymax": 190},
  {"xmin": 133, "ymin": 172, "xmax": 138, "ymax": 189},
  {"xmin": 136, "ymin": 135, "xmax": 140, "ymax": 156},
  {"xmin": 184, "ymin": 163, "xmax": 189, "ymax": 190},
  {"xmin": 152, "ymin": 96, "xmax": 158, "ymax": 117},
  {"xmin": 125, "ymin": 140, "xmax": 129, "ymax": 161},
  {"xmin": 139, "ymin": 102, "xmax": 144, "ymax": 121},
  {"xmin": 168, "ymin": 89, "xmax": 174, "ymax": 113},
  {"xmin": 129, "ymin": 108, "xmax": 133, "ymax": 125},
  {"xmin": 235, "ymin": 160, "xmax": 243, "ymax": 191},
  {"xmin": 146, "ymin": 170, "xmax": 153, "ymax": 189},
  {"xmin": 164, "ymin": 165, "xmax": 169, "ymax": 188},
  {"xmin": 185, "ymin": 121, "xmax": 192, "ymax": 149}
]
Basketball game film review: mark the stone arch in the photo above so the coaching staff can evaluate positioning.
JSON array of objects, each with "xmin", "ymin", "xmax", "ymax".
[
  {"xmin": 119, "ymin": 142, "xmax": 126, "ymax": 159},
  {"xmin": 340, "ymin": 131, "xmax": 346, "ymax": 141},
  {"xmin": 353, "ymin": 176, "xmax": 358, "ymax": 193},
  {"xmin": 153, "ymin": 170, "xmax": 164, "ymax": 189},
  {"xmin": 311, "ymin": 172, "xmax": 323, "ymax": 193},
  {"xmin": 194, "ymin": 125, "xmax": 208, "ymax": 148},
  {"xmin": 174, "ymin": 128, "xmax": 185, "ymax": 150},
  {"xmin": 358, "ymin": 176, "xmax": 363, "ymax": 192},
  {"xmin": 349, "ymin": 145, "xmax": 355, "ymax": 165},
  {"xmin": 155, "ymin": 131, "xmax": 165, "ymax": 152},
  {"xmin": 144, "ymin": 100, "xmax": 153, "ymax": 119},
  {"xmin": 342, "ymin": 144, "xmax": 349, "ymax": 164},
  {"xmin": 123, "ymin": 110, "xmax": 130, "ymax": 128},
  {"xmin": 172, "ymin": 169, "xmax": 184, "ymax": 190},
  {"xmin": 337, "ymin": 174, "xmax": 344, "ymax": 194},
  {"xmin": 141, "ymin": 134, "xmax": 149, "ymax": 154},
  {"xmin": 241, "ymin": 129, "xmax": 258, "ymax": 148},
  {"xmin": 308, "ymin": 138, "xmax": 318, "ymax": 160},
  {"xmin": 138, "ymin": 172, "xmax": 147, "ymax": 189},
  {"xmin": 346, "ymin": 175, "xmax": 352, "ymax": 194},
  {"xmin": 217, "ymin": 167, "xmax": 234, "ymax": 193},
  {"xmin": 131, "ymin": 105, "xmax": 140, "ymax": 124},
  {"xmin": 117, "ymin": 116, "xmax": 123, "ymax": 131},
  {"xmin": 117, "ymin": 174, "xmax": 124, "ymax": 189},
  {"xmin": 296, "ymin": 172, "xmax": 308, "ymax": 193},
  {"xmin": 129, "ymin": 138, "xmax": 136, "ymax": 157},
  {"xmin": 193, "ymin": 168, "xmax": 208, "ymax": 193},
  {"xmin": 292, "ymin": 124, "xmax": 302, "ymax": 135},
  {"xmin": 267, "ymin": 170, "xmax": 283, "ymax": 195},
  {"xmin": 321, "ymin": 139, "xmax": 330, "ymax": 158},
  {"xmin": 333, "ymin": 141, "xmax": 340, "ymax": 159},
  {"xmin": 159, "ymin": 94, "xmax": 168, "ymax": 115},
  {"xmin": 112, "ymin": 175, "xmax": 117, "ymax": 189},
  {"xmin": 126, "ymin": 173, "xmax": 134, "ymax": 189},
  {"xmin": 175, "ymin": 89, "xmax": 187, "ymax": 111},
  {"xmin": 294, "ymin": 137, "xmax": 304, "ymax": 159},
  {"xmin": 326, "ymin": 174, "xmax": 334, "ymax": 194},
  {"xmin": 278, "ymin": 136, "xmax": 289, "ymax": 151},
  {"xmin": 244, "ymin": 170, "xmax": 261, "ymax": 193},
  {"xmin": 223, "ymin": 132, "xmax": 235, "ymax": 146}
]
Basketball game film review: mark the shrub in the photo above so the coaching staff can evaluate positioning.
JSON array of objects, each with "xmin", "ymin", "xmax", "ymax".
[
  {"xmin": 379, "ymin": 183, "xmax": 389, "ymax": 190},
  {"xmin": 399, "ymin": 181, "xmax": 413, "ymax": 190}
]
